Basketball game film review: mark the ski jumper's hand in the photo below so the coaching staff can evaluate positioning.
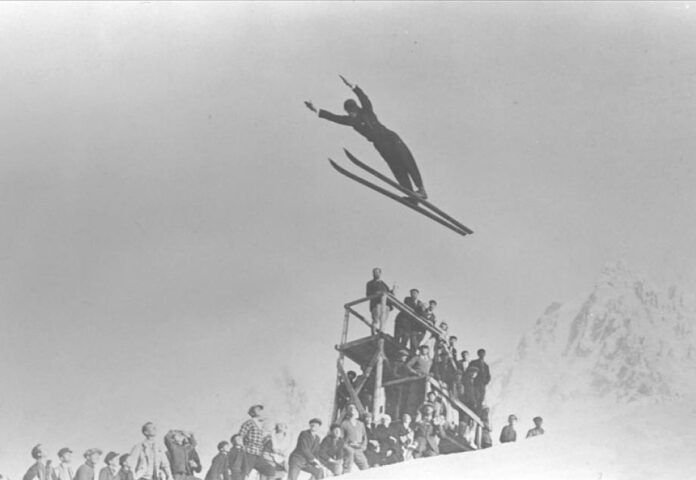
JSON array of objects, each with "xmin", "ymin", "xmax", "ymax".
[
  {"xmin": 304, "ymin": 101, "xmax": 317, "ymax": 113},
  {"xmin": 339, "ymin": 75, "xmax": 354, "ymax": 89}
]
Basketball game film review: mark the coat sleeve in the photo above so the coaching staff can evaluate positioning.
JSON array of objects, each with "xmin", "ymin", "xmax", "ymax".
[
  {"xmin": 297, "ymin": 432, "xmax": 317, "ymax": 463},
  {"xmin": 353, "ymin": 86, "xmax": 373, "ymax": 112},
  {"xmin": 23, "ymin": 465, "xmax": 38, "ymax": 480},
  {"xmin": 318, "ymin": 110, "xmax": 353, "ymax": 126}
]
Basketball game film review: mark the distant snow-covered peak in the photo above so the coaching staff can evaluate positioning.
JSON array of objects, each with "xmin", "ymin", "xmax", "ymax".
[{"xmin": 494, "ymin": 262, "xmax": 696, "ymax": 422}]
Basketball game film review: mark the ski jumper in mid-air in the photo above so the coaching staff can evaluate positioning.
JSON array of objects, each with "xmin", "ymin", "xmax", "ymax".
[{"xmin": 305, "ymin": 76, "xmax": 428, "ymax": 200}]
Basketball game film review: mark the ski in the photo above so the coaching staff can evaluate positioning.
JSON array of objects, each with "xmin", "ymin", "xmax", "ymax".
[
  {"xmin": 343, "ymin": 148, "xmax": 474, "ymax": 235},
  {"xmin": 328, "ymin": 159, "xmax": 470, "ymax": 237}
]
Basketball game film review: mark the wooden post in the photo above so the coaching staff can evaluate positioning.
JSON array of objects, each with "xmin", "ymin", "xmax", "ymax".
[
  {"xmin": 372, "ymin": 337, "xmax": 385, "ymax": 416},
  {"xmin": 341, "ymin": 308, "xmax": 350, "ymax": 345}
]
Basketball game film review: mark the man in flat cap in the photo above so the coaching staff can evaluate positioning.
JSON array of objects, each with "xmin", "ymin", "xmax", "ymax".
[
  {"xmin": 288, "ymin": 419, "xmax": 324, "ymax": 480},
  {"xmin": 238, "ymin": 405, "xmax": 275, "ymax": 479},
  {"xmin": 52, "ymin": 448, "xmax": 74, "ymax": 480},
  {"xmin": 128, "ymin": 422, "xmax": 172, "ymax": 480},
  {"xmin": 99, "ymin": 453, "xmax": 120, "ymax": 480},
  {"xmin": 75, "ymin": 449, "xmax": 102, "ymax": 480},
  {"xmin": 164, "ymin": 430, "xmax": 201, "ymax": 480},
  {"xmin": 23, "ymin": 444, "xmax": 52, "ymax": 480}
]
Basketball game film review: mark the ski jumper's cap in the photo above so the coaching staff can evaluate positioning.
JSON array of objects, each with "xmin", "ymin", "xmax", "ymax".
[
  {"xmin": 309, "ymin": 418, "xmax": 322, "ymax": 426},
  {"xmin": 104, "ymin": 452, "xmax": 120, "ymax": 465}
]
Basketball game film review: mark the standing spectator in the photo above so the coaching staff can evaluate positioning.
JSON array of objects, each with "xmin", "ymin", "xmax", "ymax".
[
  {"xmin": 287, "ymin": 419, "xmax": 324, "ymax": 480},
  {"xmin": 422, "ymin": 391, "xmax": 447, "ymax": 419},
  {"xmin": 389, "ymin": 413, "xmax": 417, "ymax": 461},
  {"xmin": 365, "ymin": 268, "xmax": 394, "ymax": 333},
  {"xmin": 117, "ymin": 456, "xmax": 133, "ymax": 480},
  {"xmin": 238, "ymin": 405, "xmax": 275, "ymax": 479},
  {"xmin": 204, "ymin": 442, "xmax": 229, "ymax": 480},
  {"xmin": 127, "ymin": 422, "xmax": 172, "ymax": 480},
  {"xmin": 75, "ymin": 450, "xmax": 102, "ymax": 480},
  {"xmin": 318, "ymin": 424, "xmax": 344, "ymax": 476},
  {"xmin": 52, "ymin": 448, "xmax": 74, "ymax": 480},
  {"xmin": 164, "ymin": 431, "xmax": 201, "ymax": 480},
  {"xmin": 406, "ymin": 345, "xmax": 432, "ymax": 377},
  {"xmin": 461, "ymin": 367, "xmax": 479, "ymax": 413},
  {"xmin": 413, "ymin": 406, "xmax": 444, "ymax": 458},
  {"xmin": 458, "ymin": 351, "xmax": 470, "ymax": 373},
  {"xmin": 98, "ymin": 453, "xmax": 120, "ymax": 480},
  {"xmin": 262, "ymin": 423, "xmax": 292, "ymax": 480},
  {"xmin": 499, "ymin": 415, "xmax": 518, "ymax": 444},
  {"xmin": 526, "ymin": 417, "xmax": 545, "ymax": 438},
  {"xmin": 447, "ymin": 336, "xmax": 458, "ymax": 361},
  {"xmin": 468, "ymin": 349, "xmax": 491, "ymax": 409},
  {"xmin": 395, "ymin": 289, "xmax": 422, "ymax": 348},
  {"xmin": 23, "ymin": 445, "xmax": 52, "ymax": 480},
  {"xmin": 341, "ymin": 404, "xmax": 369, "ymax": 473},
  {"xmin": 423, "ymin": 300, "xmax": 437, "ymax": 326},
  {"xmin": 227, "ymin": 435, "xmax": 245, "ymax": 480}
]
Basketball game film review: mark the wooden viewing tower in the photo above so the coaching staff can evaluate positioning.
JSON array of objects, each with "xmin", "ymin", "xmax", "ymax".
[{"xmin": 331, "ymin": 291, "xmax": 485, "ymax": 451}]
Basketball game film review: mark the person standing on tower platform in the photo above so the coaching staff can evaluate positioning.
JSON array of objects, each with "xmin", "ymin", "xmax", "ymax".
[
  {"xmin": 468, "ymin": 349, "xmax": 491, "ymax": 410},
  {"xmin": 365, "ymin": 268, "xmax": 394, "ymax": 333},
  {"xmin": 305, "ymin": 76, "xmax": 428, "ymax": 200},
  {"xmin": 395, "ymin": 288, "xmax": 424, "ymax": 349},
  {"xmin": 526, "ymin": 417, "xmax": 545, "ymax": 438}
]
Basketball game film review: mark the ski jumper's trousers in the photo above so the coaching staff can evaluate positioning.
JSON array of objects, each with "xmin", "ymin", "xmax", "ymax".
[{"xmin": 373, "ymin": 131, "xmax": 424, "ymax": 192}]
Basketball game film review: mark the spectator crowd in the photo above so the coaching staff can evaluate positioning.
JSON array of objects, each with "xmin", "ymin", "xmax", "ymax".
[{"xmin": 10, "ymin": 268, "xmax": 545, "ymax": 480}]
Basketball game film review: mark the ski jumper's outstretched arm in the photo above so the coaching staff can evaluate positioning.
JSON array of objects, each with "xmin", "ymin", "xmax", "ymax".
[
  {"xmin": 318, "ymin": 109, "xmax": 353, "ymax": 125},
  {"xmin": 352, "ymin": 85, "xmax": 373, "ymax": 113}
]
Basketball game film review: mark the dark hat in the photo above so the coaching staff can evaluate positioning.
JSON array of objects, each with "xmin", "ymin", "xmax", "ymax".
[
  {"xmin": 409, "ymin": 288, "xmax": 420, "ymax": 294},
  {"xmin": 84, "ymin": 448, "xmax": 103, "ymax": 458},
  {"xmin": 533, "ymin": 416, "xmax": 543, "ymax": 423},
  {"xmin": 309, "ymin": 418, "xmax": 322, "ymax": 426},
  {"xmin": 57, "ymin": 447, "xmax": 73, "ymax": 458},
  {"xmin": 104, "ymin": 452, "xmax": 119, "ymax": 464}
]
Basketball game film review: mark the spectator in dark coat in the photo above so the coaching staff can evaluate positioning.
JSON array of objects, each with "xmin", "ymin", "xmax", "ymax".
[
  {"xmin": 499, "ymin": 415, "xmax": 518, "ymax": 444},
  {"xmin": 116, "ymin": 456, "xmax": 133, "ymax": 480},
  {"xmin": 335, "ymin": 371, "xmax": 357, "ymax": 416},
  {"xmin": 164, "ymin": 431, "xmax": 201, "ymax": 480},
  {"xmin": 74, "ymin": 450, "xmax": 102, "ymax": 480},
  {"xmin": 467, "ymin": 349, "xmax": 491, "ymax": 409},
  {"xmin": 287, "ymin": 419, "xmax": 324, "ymax": 480},
  {"xmin": 98, "ymin": 453, "xmax": 120, "ymax": 480},
  {"xmin": 318, "ymin": 424, "xmax": 344, "ymax": 476},
  {"xmin": 395, "ymin": 289, "xmax": 423, "ymax": 348},
  {"xmin": 227, "ymin": 436, "xmax": 245, "ymax": 480},
  {"xmin": 204, "ymin": 442, "xmax": 229, "ymax": 480},
  {"xmin": 406, "ymin": 345, "xmax": 432, "ymax": 377},
  {"xmin": 461, "ymin": 367, "xmax": 480, "ymax": 413}
]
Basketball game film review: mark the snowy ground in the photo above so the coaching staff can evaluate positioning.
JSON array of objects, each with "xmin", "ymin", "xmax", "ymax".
[{"xmin": 348, "ymin": 397, "xmax": 696, "ymax": 480}]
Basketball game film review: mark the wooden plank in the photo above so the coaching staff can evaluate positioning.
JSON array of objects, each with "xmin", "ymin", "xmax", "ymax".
[
  {"xmin": 337, "ymin": 361, "xmax": 366, "ymax": 416},
  {"xmin": 428, "ymin": 377, "xmax": 483, "ymax": 427},
  {"xmin": 354, "ymin": 350, "xmax": 380, "ymax": 395},
  {"xmin": 382, "ymin": 375, "xmax": 426, "ymax": 388},
  {"xmin": 347, "ymin": 307, "xmax": 373, "ymax": 330},
  {"xmin": 373, "ymin": 338, "xmax": 385, "ymax": 416}
]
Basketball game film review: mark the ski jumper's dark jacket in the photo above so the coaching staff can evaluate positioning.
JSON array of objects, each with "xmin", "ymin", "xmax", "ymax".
[{"xmin": 318, "ymin": 87, "xmax": 424, "ymax": 191}]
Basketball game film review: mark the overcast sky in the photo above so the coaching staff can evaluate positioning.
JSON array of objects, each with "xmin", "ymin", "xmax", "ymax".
[{"xmin": 1, "ymin": 1, "xmax": 695, "ymax": 476}]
